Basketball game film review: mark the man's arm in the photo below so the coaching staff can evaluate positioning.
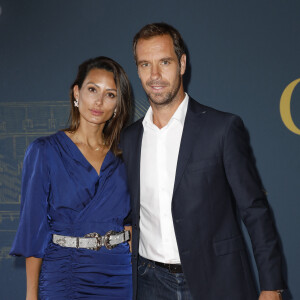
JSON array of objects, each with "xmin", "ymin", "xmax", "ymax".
[{"xmin": 223, "ymin": 115, "xmax": 286, "ymax": 293}]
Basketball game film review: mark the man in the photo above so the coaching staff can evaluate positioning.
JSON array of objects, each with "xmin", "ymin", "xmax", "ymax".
[{"xmin": 121, "ymin": 23, "xmax": 285, "ymax": 300}]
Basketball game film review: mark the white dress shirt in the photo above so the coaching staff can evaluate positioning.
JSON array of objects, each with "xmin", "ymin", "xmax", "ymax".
[{"xmin": 139, "ymin": 93, "xmax": 189, "ymax": 263}]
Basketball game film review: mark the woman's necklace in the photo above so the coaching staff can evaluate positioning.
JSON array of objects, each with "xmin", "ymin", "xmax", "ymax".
[
  {"xmin": 91, "ymin": 145, "xmax": 103, "ymax": 151},
  {"xmin": 73, "ymin": 134, "xmax": 105, "ymax": 152}
]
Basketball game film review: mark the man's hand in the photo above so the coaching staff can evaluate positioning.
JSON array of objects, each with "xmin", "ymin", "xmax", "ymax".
[{"xmin": 259, "ymin": 291, "xmax": 282, "ymax": 300}]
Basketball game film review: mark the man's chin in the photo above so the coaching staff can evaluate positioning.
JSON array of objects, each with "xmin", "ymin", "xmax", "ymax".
[
  {"xmin": 149, "ymin": 98, "xmax": 169, "ymax": 106},
  {"xmin": 148, "ymin": 93, "xmax": 170, "ymax": 106}
]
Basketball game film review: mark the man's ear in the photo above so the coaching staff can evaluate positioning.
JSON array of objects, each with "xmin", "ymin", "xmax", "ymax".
[
  {"xmin": 180, "ymin": 54, "xmax": 187, "ymax": 75},
  {"xmin": 136, "ymin": 64, "xmax": 141, "ymax": 79}
]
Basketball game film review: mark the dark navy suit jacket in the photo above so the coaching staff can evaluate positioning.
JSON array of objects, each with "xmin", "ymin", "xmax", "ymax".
[{"xmin": 121, "ymin": 98, "xmax": 285, "ymax": 300}]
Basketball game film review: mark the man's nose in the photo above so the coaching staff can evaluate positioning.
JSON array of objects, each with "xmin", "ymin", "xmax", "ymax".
[{"xmin": 150, "ymin": 65, "xmax": 161, "ymax": 80}]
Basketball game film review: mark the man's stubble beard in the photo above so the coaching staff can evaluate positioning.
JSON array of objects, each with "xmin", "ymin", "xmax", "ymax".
[{"xmin": 146, "ymin": 68, "xmax": 182, "ymax": 107}]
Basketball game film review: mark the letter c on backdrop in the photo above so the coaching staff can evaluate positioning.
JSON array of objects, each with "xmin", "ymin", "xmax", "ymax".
[{"xmin": 280, "ymin": 78, "xmax": 300, "ymax": 135}]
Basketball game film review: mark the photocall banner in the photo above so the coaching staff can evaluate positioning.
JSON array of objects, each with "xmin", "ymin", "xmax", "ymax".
[{"xmin": 0, "ymin": 1, "xmax": 299, "ymax": 299}]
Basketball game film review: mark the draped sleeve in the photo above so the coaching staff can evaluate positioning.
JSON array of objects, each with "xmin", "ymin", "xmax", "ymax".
[{"xmin": 10, "ymin": 138, "xmax": 51, "ymax": 258}]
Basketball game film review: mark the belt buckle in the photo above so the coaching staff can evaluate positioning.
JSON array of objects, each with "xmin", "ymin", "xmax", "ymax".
[
  {"xmin": 169, "ymin": 264, "xmax": 182, "ymax": 273},
  {"xmin": 84, "ymin": 232, "xmax": 103, "ymax": 251},
  {"xmin": 104, "ymin": 230, "xmax": 117, "ymax": 250}
]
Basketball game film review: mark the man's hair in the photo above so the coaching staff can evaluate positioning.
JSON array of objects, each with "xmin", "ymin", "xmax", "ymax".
[{"xmin": 133, "ymin": 22, "xmax": 186, "ymax": 64}]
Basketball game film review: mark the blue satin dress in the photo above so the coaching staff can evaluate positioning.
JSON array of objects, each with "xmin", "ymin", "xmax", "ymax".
[{"xmin": 10, "ymin": 131, "xmax": 132, "ymax": 299}]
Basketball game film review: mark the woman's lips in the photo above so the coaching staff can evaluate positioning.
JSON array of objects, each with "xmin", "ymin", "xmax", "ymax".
[{"xmin": 90, "ymin": 109, "xmax": 103, "ymax": 116}]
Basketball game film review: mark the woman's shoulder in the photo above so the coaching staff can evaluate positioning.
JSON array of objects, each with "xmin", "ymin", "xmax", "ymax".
[{"xmin": 25, "ymin": 131, "xmax": 62, "ymax": 155}]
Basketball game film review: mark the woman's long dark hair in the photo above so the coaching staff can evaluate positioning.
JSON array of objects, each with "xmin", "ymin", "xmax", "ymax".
[{"xmin": 65, "ymin": 56, "xmax": 132, "ymax": 156}]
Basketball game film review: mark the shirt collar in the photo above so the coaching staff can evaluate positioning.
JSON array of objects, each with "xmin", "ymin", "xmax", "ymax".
[{"xmin": 143, "ymin": 93, "xmax": 189, "ymax": 128}]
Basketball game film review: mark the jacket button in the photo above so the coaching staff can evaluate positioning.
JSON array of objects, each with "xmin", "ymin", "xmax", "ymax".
[{"xmin": 134, "ymin": 224, "xmax": 137, "ymax": 229}]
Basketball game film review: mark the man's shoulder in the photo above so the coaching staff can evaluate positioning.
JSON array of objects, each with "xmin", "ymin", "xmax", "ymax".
[
  {"xmin": 188, "ymin": 97, "xmax": 240, "ymax": 123},
  {"xmin": 120, "ymin": 118, "xmax": 143, "ymax": 152},
  {"xmin": 122, "ymin": 118, "xmax": 143, "ymax": 137}
]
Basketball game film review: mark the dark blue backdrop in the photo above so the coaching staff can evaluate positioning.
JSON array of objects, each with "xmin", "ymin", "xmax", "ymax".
[{"xmin": 0, "ymin": 0, "xmax": 299, "ymax": 299}]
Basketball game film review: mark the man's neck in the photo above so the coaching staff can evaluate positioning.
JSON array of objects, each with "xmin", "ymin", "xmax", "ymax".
[{"xmin": 151, "ymin": 91, "xmax": 186, "ymax": 129}]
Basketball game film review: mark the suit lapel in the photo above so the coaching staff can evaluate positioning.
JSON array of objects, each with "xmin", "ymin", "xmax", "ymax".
[{"xmin": 173, "ymin": 98, "xmax": 207, "ymax": 194}]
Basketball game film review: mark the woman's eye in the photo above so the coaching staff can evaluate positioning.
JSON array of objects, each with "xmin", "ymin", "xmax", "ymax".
[
  {"xmin": 88, "ymin": 87, "xmax": 96, "ymax": 93},
  {"xmin": 107, "ymin": 93, "xmax": 116, "ymax": 98}
]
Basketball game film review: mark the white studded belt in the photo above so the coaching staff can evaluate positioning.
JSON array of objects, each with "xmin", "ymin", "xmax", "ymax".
[{"xmin": 53, "ymin": 230, "xmax": 130, "ymax": 251}]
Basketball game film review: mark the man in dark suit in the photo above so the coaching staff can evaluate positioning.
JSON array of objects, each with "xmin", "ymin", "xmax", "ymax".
[{"xmin": 121, "ymin": 23, "xmax": 285, "ymax": 300}]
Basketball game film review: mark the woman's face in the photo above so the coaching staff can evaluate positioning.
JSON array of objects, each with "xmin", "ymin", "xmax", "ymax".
[{"xmin": 74, "ymin": 68, "xmax": 118, "ymax": 127}]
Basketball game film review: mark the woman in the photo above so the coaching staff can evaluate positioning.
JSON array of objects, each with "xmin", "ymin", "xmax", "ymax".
[{"xmin": 10, "ymin": 56, "xmax": 132, "ymax": 299}]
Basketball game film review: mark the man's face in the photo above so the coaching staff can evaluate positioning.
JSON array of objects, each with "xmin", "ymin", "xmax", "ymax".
[{"xmin": 135, "ymin": 34, "xmax": 186, "ymax": 106}]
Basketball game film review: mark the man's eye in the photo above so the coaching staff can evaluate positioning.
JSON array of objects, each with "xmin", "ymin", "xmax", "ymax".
[
  {"xmin": 161, "ymin": 60, "xmax": 170, "ymax": 65},
  {"xmin": 141, "ymin": 63, "xmax": 149, "ymax": 67}
]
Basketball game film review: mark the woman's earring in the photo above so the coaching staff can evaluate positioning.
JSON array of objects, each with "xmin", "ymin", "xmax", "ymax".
[
  {"xmin": 74, "ymin": 98, "xmax": 79, "ymax": 108},
  {"xmin": 113, "ymin": 109, "xmax": 117, "ymax": 118}
]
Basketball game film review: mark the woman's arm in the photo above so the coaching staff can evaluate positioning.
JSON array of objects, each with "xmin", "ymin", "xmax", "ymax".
[
  {"xmin": 124, "ymin": 225, "xmax": 132, "ymax": 252},
  {"xmin": 25, "ymin": 257, "xmax": 42, "ymax": 300}
]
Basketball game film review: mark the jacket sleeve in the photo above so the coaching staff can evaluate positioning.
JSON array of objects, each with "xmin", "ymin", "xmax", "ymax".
[{"xmin": 223, "ymin": 115, "xmax": 286, "ymax": 291}]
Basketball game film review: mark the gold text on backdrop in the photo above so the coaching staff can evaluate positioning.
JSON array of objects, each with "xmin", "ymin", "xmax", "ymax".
[{"xmin": 280, "ymin": 78, "xmax": 300, "ymax": 135}]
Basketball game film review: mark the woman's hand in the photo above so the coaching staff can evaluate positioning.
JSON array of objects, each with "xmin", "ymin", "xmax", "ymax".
[{"xmin": 124, "ymin": 226, "xmax": 132, "ymax": 252}]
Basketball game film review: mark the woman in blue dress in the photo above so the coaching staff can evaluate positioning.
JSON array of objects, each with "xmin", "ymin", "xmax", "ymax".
[{"xmin": 10, "ymin": 56, "xmax": 132, "ymax": 299}]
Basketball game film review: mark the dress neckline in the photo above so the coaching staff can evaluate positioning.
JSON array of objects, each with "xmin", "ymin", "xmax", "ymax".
[{"xmin": 58, "ymin": 131, "xmax": 113, "ymax": 178}]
